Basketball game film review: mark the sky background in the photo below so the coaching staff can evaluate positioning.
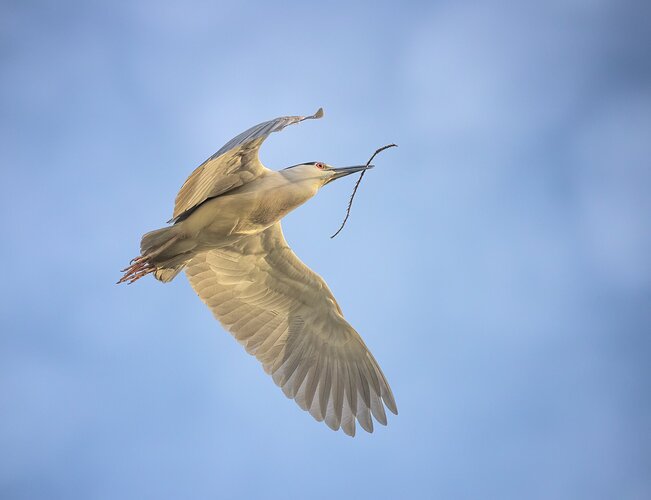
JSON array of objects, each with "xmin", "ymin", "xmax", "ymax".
[{"xmin": 1, "ymin": 1, "xmax": 650, "ymax": 499}]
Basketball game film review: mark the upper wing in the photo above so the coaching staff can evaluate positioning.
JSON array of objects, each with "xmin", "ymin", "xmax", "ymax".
[
  {"xmin": 185, "ymin": 223, "xmax": 397, "ymax": 436},
  {"xmin": 170, "ymin": 108, "xmax": 324, "ymax": 222}
]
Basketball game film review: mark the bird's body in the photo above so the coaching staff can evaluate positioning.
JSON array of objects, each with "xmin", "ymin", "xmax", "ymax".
[
  {"xmin": 119, "ymin": 108, "xmax": 397, "ymax": 436},
  {"xmin": 184, "ymin": 167, "xmax": 319, "ymax": 245}
]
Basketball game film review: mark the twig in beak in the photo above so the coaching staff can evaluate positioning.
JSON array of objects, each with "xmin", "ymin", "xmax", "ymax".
[{"xmin": 330, "ymin": 143, "xmax": 397, "ymax": 239}]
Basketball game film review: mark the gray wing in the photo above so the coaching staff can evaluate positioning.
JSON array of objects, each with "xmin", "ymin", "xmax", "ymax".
[
  {"xmin": 185, "ymin": 223, "xmax": 397, "ymax": 436},
  {"xmin": 171, "ymin": 108, "xmax": 324, "ymax": 222}
]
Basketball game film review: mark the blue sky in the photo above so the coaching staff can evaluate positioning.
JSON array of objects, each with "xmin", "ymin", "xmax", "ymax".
[{"xmin": 1, "ymin": 1, "xmax": 650, "ymax": 499}]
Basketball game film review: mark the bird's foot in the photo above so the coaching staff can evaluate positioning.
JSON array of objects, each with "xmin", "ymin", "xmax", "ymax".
[{"xmin": 117, "ymin": 256, "xmax": 156, "ymax": 284}]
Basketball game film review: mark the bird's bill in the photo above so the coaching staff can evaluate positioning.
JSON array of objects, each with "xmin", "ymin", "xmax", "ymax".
[{"xmin": 328, "ymin": 164, "xmax": 374, "ymax": 182}]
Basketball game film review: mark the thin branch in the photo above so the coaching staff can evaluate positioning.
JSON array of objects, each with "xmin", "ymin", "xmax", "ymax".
[{"xmin": 330, "ymin": 143, "xmax": 397, "ymax": 239}]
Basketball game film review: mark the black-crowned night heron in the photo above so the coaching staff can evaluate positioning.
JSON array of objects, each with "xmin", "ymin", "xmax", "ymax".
[{"xmin": 119, "ymin": 108, "xmax": 397, "ymax": 436}]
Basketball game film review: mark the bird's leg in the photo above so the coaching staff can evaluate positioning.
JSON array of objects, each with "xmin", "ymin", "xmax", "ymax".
[{"xmin": 118, "ymin": 233, "xmax": 183, "ymax": 284}]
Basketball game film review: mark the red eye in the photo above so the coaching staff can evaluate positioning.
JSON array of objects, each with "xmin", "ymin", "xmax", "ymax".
[{"xmin": 315, "ymin": 162, "xmax": 326, "ymax": 170}]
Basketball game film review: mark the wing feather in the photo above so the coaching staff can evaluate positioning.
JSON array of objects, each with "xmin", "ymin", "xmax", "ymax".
[
  {"xmin": 185, "ymin": 222, "xmax": 397, "ymax": 436},
  {"xmin": 171, "ymin": 108, "xmax": 324, "ymax": 222}
]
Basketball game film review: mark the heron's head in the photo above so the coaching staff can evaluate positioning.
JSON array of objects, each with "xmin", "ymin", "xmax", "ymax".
[{"xmin": 283, "ymin": 162, "xmax": 373, "ymax": 188}]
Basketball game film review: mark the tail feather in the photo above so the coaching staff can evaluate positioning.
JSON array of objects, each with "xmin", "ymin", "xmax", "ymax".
[{"xmin": 140, "ymin": 226, "xmax": 180, "ymax": 257}]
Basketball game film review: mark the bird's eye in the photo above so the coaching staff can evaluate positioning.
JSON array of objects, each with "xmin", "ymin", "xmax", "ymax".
[{"xmin": 315, "ymin": 162, "xmax": 326, "ymax": 170}]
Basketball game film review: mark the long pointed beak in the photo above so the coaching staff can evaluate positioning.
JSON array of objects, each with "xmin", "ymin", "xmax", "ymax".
[{"xmin": 328, "ymin": 164, "xmax": 374, "ymax": 182}]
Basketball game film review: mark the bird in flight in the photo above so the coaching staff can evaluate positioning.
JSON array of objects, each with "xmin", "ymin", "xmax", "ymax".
[{"xmin": 119, "ymin": 108, "xmax": 397, "ymax": 436}]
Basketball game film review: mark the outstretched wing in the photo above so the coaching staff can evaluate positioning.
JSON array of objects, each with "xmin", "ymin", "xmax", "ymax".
[
  {"xmin": 185, "ymin": 223, "xmax": 397, "ymax": 436},
  {"xmin": 171, "ymin": 108, "xmax": 324, "ymax": 222}
]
